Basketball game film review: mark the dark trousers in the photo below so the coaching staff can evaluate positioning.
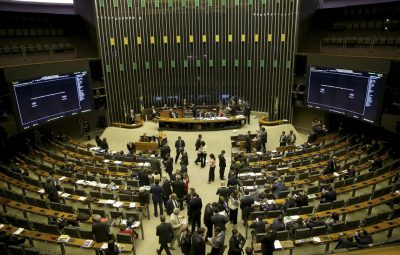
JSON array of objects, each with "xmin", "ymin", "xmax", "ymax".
[
  {"xmin": 153, "ymin": 200, "xmax": 164, "ymax": 216},
  {"xmin": 200, "ymin": 153, "xmax": 207, "ymax": 168},
  {"xmin": 219, "ymin": 166, "xmax": 225, "ymax": 179},
  {"xmin": 210, "ymin": 247, "xmax": 221, "ymax": 255},
  {"xmin": 229, "ymin": 208, "xmax": 238, "ymax": 225},
  {"xmin": 195, "ymin": 153, "xmax": 201, "ymax": 164},
  {"xmin": 158, "ymin": 243, "xmax": 172, "ymax": 255},
  {"xmin": 245, "ymin": 145, "xmax": 251, "ymax": 153},
  {"xmin": 175, "ymin": 149, "xmax": 182, "ymax": 163},
  {"xmin": 191, "ymin": 215, "xmax": 201, "ymax": 233},
  {"xmin": 205, "ymin": 221, "xmax": 213, "ymax": 238},
  {"xmin": 208, "ymin": 167, "xmax": 215, "ymax": 182},
  {"xmin": 262, "ymin": 141, "xmax": 266, "ymax": 152}
]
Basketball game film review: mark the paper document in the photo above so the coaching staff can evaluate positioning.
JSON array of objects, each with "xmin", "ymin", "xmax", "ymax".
[
  {"xmin": 129, "ymin": 202, "xmax": 136, "ymax": 208},
  {"xmin": 78, "ymin": 196, "xmax": 87, "ymax": 201},
  {"xmin": 274, "ymin": 240, "xmax": 282, "ymax": 249},
  {"xmin": 13, "ymin": 228, "xmax": 24, "ymax": 235}
]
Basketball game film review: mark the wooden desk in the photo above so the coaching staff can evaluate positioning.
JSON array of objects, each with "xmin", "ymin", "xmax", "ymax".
[
  {"xmin": 253, "ymin": 240, "xmax": 294, "ymax": 254},
  {"xmin": 0, "ymin": 172, "xmax": 149, "ymax": 218},
  {"xmin": 247, "ymin": 192, "xmax": 400, "ymax": 238},
  {"xmin": 0, "ymin": 224, "xmax": 134, "ymax": 254},
  {"xmin": 158, "ymin": 116, "xmax": 246, "ymax": 130},
  {"xmin": 112, "ymin": 120, "xmax": 144, "ymax": 129},
  {"xmin": 134, "ymin": 142, "xmax": 158, "ymax": 151},
  {"xmin": 258, "ymin": 118, "xmax": 289, "ymax": 126}
]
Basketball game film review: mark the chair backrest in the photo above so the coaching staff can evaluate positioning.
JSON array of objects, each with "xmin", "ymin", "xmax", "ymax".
[
  {"xmin": 331, "ymin": 200, "xmax": 345, "ymax": 209},
  {"xmin": 102, "ymin": 192, "xmax": 115, "ymax": 200},
  {"xmin": 92, "ymin": 209, "xmax": 107, "ymax": 218},
  {"xmin": 311, "ymin": 226, "xmax": 327, "ymax": 236},
  {"xmin": 330, "ymin": 222, "xmax": 345, "ymax": 233},
  {"xmin": 286, "ymin": 207, "xmax": 300, "ymax": 216},
  {"xmin": 276, "ymin": 230, "xmax": 289, "ymax": 241},
  {"xmin": 344, "ymin": 220, "xmax": 360, "ymax": 231},
  {"xmin": 79, "ymin": 229, "xmax": 94, "ymax": 239},
  {"xmin": 300, "ymin": 206, "xmax": 314, "ymax": 215},
  {"xmin": 266, "ymin": 210, "xmax": 281, "ymax": 218},
  {"xmin": 75, "ymin": 189, "xmax": 87, "ymax": 197},
  {"xmin": 110, "ymin": 211, "xmax": 124, "ymax": 220},
  {"xmin": 307, "ymin": 186, "xmax": 319, "ymax": 194},
  {"xmin": 64, "ymin": 226, "xmax": 81, "ymax": 238},
  {"xmin": 43, "ymin": 224, "xmax": 61, "ymax": 235},
  {"xmin": 316, "ymin": 202, "xmax": 332, "ymax": 212},
  {"xmin": 250, "ymin": 211, "xmax": 266, "ymax": 220},
  {"xmin": 294, "ymin": 228, "xmax": 310, "ymax": 240},
  {"xmin": 346, "ymin": 196, "xmax": 360, "ymax": 206},
  {"xmin": 8, "ymin": 245, "xmax": 25, "ymax": 255},
  {"xmin": 24, "ymin": 247, "xmax": 41, "ymax": 255},
  {"xmin": 242, "ymin": 179, "xmax": 254, "ymax": 186},
  {"xmin": 277, "ymin": 190, "xmax": 290, "ymax": 199},
  {"xmin": 363, "ymin": 215, "xmax": 378, "ymax": 226},
  {"xmin": 116, "ymin": 233, "xmax": 133, "ymax": 244},
  {"xmin": 377, "ymin": 211, "xmax": 391, "ymax": 223}
]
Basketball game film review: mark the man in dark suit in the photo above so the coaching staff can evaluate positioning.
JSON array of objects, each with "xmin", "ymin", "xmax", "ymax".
[
  {"xmin": 260, "ymin": 224, "xmax": 277, "ymax": 255},
  {"xmin": 369, "ymin": 155, "xmax": 383, "ymax": 172},
  {"xmin": 163, "ymin": 154, "xmax": 174, "ymax": 179},
  {"xmin": 138, "ymin": 169, "xmax": 150, "ymax": 186},
  {"xmin": 165, "ymin": 193, "xmax": 179, "ymax": 215},
  {"xmin": 245, "ymin": 131, "xmax": 252, "ymax": 153},
  {"xmin": 188, "ymin": 192, "xmax": 203, "ymax": 233},
  {"xmin": 160, "ymin": 143, "xmax": 171, "ymax": 161},
  {"xmin": 175, "ymin": 136, "xmax": 186, "ymax": 164},
  {"xmin": 156, "ymin": 215, "xmax": 174, "ymax": 255},
  {"xmin": 150, "ymin": 155, "xmax": 162, "ymax": 176},
  {"xmin": 218, "ymin": 150, "xmax": 226, "ymax": 180},
  {"xmin": 173, "ymin": 176, "xmax": 186, "ymax": 208},
  {"xmin": 324, "ymin": 156, "xmax": 337, "ymax": 175},
  {"xmin": 250, "ymin": 218, "xmax": 266, "ymax": 237},
  {"xmin": 259, "ymin": 127, "xmax": 268, "ymax": 152},
  {"xmin": 211, "ymin": 207, "xmax": 229, "ymax": 231},
  {"xmin": 295, "ymin": 191, "xmax": 309, "ymax": 207},
  {"xmin": 228, "ymin": 228, "xmax": 246, "ymax": 255},
  {"xmin": 272, "ymin": 178, "xmax": 287, "ymax": 197},
  {"xmin": 44, "ymin": 177, "xmax": 59, "ymax": 203},
  {"xmin": 216, "ymin": 182, "xmax": 230, "ymax": 202},
  {"xmin": 271, "ymin": 214, "xmax": 285, "ymax": 231},
  {"xmin": 180, "ymin": 161, "xmax": 188, "ymax": 176},
  {"xmin": 190, "ymin": 227, "xmax": 206, "ymax": 255},
  {"xmin": 240, "ymin": 191, "xmax": 254, "ymax": 224},
  {"xmin": 150, "ymin": 179, "xmax": 164, "ymax": 217},
  {"xmin": 279, "ymin": 131, "xmax": 287, "ymax": 147},
  {"xmin": 243, "ymin": 101, "xmax": 251, "ymax": 125},
  {"xmin": 194, "ymin": 134, "xmax": 203, "ymax": 165},
  {"xmin": 321, "ymin": 186, "xmax": 337, "ymax": 203},
  {"xmin": 191, "ymin": 103, "xmax": 197, "ymax": 118},
  {"xmin": 92, "ymin": 214, "xmax": 110, "ymax": 255},
  {"xmin": 203, "ymin": 202, "xmax": 215, "ymax": 238}
]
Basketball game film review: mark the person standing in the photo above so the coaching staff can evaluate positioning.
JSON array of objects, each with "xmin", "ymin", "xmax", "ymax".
[
  {"xmin": 287, "ymin": 130, "xmax": 296, "ymax": 146},
  {"xmin": 203, "ymin": 202, "xmax": 215, "ymax": 238},
  {"xmin": 169, "ymin": 208, "xmax": 183, "ymax": 250},
  {"xmin": 181, "ymin": 150, "xmax": 189, "ymax": 166},
  {"xmin": 190, "ymin": 227, "xmax": 206, "ymax": 255},
  {"xmin": 194, "ymin": 134, "xmax": 203, "ymax": 165},
  {"xmin": 240, "ymin": 191, "xmax": 254, "ymax": 226},
  {"xmin": 92, "ymin": 214, "xmax": 110, "ymax": 255},
  {"xmin": 228, "ymin": 228, "xmax": 246, "ymax": 255},
  {"xmin": 279, "ymin": 131, "xmax": 287, "ymax": 147},
  {"xmin": 218, "ymin": 150, "xmax": 226, "ymax": 180},
  {"xmin": 200, "ymin": 141, "xmax": 208, "ymax": 168},
  {"xmin": 245, "ymin": 131, "xmax": 252, "ymax": 153},
  {"xmin": 150, "ymin": 179, "xmax": 164, "ymax": 217},
  {"xmin": 208, "ymin": 154, "xmax": 216, "ymax": 184},
  {"xmin": 209, "ymin": 227, "xmax": 225, "ymax": 255},
  {"xmin": 211, "ymin": 207, "xmax": 229, "ymax": 232},
  {"xmin": 188, "ymin": 192, "xmax": 203, "ymax": 233},
  {"xmin": 228, "ymin": 190, "xmax": 240, "ymax": 227},
  {"xmin": 44, "ymin": 177, "xmax": 59, "ymax": 203},
  {"xmin": 83, "ymin": 120, "xmax": 90, "ymax": 140},
  {"xmin": 180, "ymin": 225, "xmax": 192, "ymax": 255},
  {"xmin": 175, "ymin": 136, "xmax": 186, "ymax": 164},
  {"xmin": 192, "ymin": 103, "xmax": 197, "ymax": 118},
  {"xmin": 156, "ymin": 215, "xmax": 174, "ymax": 255},
  {"xmin": 260, "ymin": 224, "xmax": 277, "ymax": 255},
  {"xmin": 164, "ymin": 154, "xmax": 174, "ymax": 179},
  {"xmin": 243, "ymin": 101, "xmax": 251, "ymax": 125},
  {"xmin": 259, "ymin": 127, "xmax": 268, "ymax": 152}
]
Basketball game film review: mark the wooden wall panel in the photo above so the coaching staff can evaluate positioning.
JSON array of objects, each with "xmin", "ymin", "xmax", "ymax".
[{"xmin": 95, "ymin": 0, "xmax": 299, "ymax": 123}]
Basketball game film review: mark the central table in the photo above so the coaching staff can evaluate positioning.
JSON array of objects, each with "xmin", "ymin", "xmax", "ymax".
[{"xmin": 157, "ymin": 116, "xmax": 246, "ymax": 130}]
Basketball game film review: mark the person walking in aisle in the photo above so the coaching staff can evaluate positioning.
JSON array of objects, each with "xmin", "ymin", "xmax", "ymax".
[
  {"xmin": 228, "ymin": 189, "xmax": 240, "ymax": 227},
  {"xmin": 150, "ymin": 179, "xmax": 164, "ymax": 217},
  {"xmin": 208, "ymin": 153, "xmax": 216, "ymax": 184},
  {"xmin": 188, "ymin": 191, "xmax": 203, "ymax": 233},
  {"xmin": 228, "ymin": 228, "xmax": 246, "ymax": 255},
  {"xmin": 156, "ymin": 215, "xmax": 174, "ymax": 255},
  {"xmin": 218, "ymin": 150, "xmax": 226, "ymax": 180},
  {"xmin": 175, "ymin": 136, "xmax": 186, "ymax": 164}
]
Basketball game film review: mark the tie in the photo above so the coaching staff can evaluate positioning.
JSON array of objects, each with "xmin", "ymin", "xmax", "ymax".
[{"xmin": 174, "ymin": 200, "xmax": 178, "ymax": 209}]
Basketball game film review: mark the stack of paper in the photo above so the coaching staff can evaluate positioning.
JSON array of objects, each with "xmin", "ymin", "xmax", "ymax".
[
  {"xmin": 82, "ymin": 239, "xmax": 94, "ymax": 248},
  {"xmin": 113, "ymin": 201, "xmax": 123, "ymax": 208},
  {"xmin": 57, "ymin": 234, "xmax": 70, "ymax": 243},
  {"xmin": 0, "ymin": 224, "xmax": 4, "ymax": 229},
  {"xmin": 129, "ymin": 202, "xmax": 136, "ymax": 208},
  {"xmin": 58, "ymin": 176, "xmax": 66, "ymax": 181},
  {"xmin": 307, "ymin": 194, "xmax": 317, "ymax": 199},
  {"xmin": 312, "ymin": 237, "xmax": 321, "ymax": 243},
  {"xmin": 333, "ymin": 172, "xmax": 340, "ymax": 177},
  {"xmin": 38, "ymin": 189, "xmax": 45, "ymax": 194},
  {"xmin": 274, "ymin": 240, "xmax": 282, "ymax": 249},
  {"xmin": 13, "ymin": 228, "xmax": 24, "ymax": 235},
  {"xmin": 76, "ymin": 180, "xmax": 85, "ymax": 184},
  {"xmin": 78, "ymin": 196, "xmax": 87, "ymax": 201},
  {"xmin": 114, "ymin": 161, "xmax": 122, "ymax": 165},
  {"xmin": 61, "ymin": 193, "xmax": 70, "ymax": 198},
  {"xmin": 103, "ymin": 159, "xmax": 110, "ymax": 163}
]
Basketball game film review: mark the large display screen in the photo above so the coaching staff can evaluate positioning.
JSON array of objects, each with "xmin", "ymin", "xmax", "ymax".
[
  {"xmin": 307, "ymin": 66, "xmax": 384, "ymax": 124},
  {"xmin": 11, "ymin": 71, "xmax": 92, "ymax": 130}
]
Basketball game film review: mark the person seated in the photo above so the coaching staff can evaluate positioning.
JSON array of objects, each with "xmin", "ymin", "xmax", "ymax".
[
  {"xmin": 306, "ymin": 215, "xmax": 326, "ymax": 229},
  {"xmin": 290, "ymin": 218, "xmax": 307, "ymax": 237},
  {"xmin": 335, "ymin": 233, "xmax": 356, "ymax": 249},
  {"xmin": 271, "ymin": 214, "xmax": 285, "ymax": 231},
  {"xmin": 369, "ymin": 154, "xmax": 383, "ymax": 172},
  {"xmin": 118, "ymin": 224, "xmax": 139, "ymax": 239},
  {"xmin": 250, "ymin": 218, "xmax": 266, "ymax": 240},
  {"xmin": 272, "ymin": 178, "xmax": 287, "ymax": 197},
  {"xmin": 294, "ymin": 191, "xmax": 308, "ymax": 207},
  {"xmin": 354, "ymin": 229, "xmax": 373, "ymax": 248},
  {"xmin": 343, "ymin": 165, "xmax": 356, "ymax": 180},
  {"xmin": 150, "ymin": 105, "xmax": 159, "ymax": 120},
  {"xmin": 282, "ymin": 194, "xmax": 297, "ymax": 211},
  {"xmin": 325, "ymin": 212, "xmax": 340, "ymax": 232},
  {"xmin": 321, "ymin": 186, "xmax": 337, "ymax": 203},
  {"xmin": 169, "ymin": 108, "xmax": 179, "ymax": 118}
]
